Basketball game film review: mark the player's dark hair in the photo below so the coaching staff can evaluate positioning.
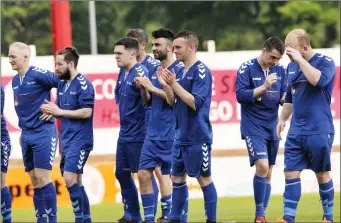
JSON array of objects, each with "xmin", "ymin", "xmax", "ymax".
[
  {"xmin": 126, "ymin": 28, "xmax": 148, "ymax": 44},
  {"xmin": 174, "ymin": 30, "xmax": 199, "ymax": 50},
  {"xmin": 152, "ymin": 28, "xmax": 175, "ymax": 42},
  {"xmin": 114, "ymin": 37, "xmax": 139, "ymax": 51},
  {"xmin": 264, "ymin": 37, "xmax": 285, "ymax": 55},
  {"xmin": 57, "ymin": 46, "xmax": 80, "ymax": 68}
]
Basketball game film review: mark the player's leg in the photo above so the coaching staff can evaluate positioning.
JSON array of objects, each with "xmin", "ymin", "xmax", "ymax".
[
  {"xmin": 169, "ymin": 144, "xmax": 188, "ymax": 222},
  {"xmin": 117, "ymin": 142, "xmax": 143, "ymax": 222},
  {"xmin": 277, "ymin": 135, "xmax": 305, "ymax": 223},
  {"xmin": 263, "ymin": 140, "xmax": 280, "ymax": 215},
  {"xmin": 77, "ymin": 174, "xmax": 92, "ymax": 223},
  {"xmin": 138, "ymin": 139, "xmax": 159, "ymax": 222},
  {"xmin": 155, "ymin": 140, "xmax": 173, "ymax": 222},
  {"xmin": 1, "ymin": 142, "xmax": 12, "ymax": 223},
  {"xmin": 183, "ymin": 143, "xmax": 217, "ymax": 223},
  {"xmin": 308, "ymin": 134, "xmax": 334, "ymax": 223},
  {"xmin": 31, "ymin": 128, "xmax": 58, "ymax": 223},
  {"xmin": 245, "ymin": 136, "xmax": 269, "ymax": 222}
]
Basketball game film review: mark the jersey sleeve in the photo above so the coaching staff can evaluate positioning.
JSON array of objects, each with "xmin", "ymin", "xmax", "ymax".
[
  {"xmin": 235, "ymin": 65, "xmax": 254, "ymax": 104},
  {"xmin": 284, "ymin": 67, "xmax": 293, "ymax": 104},
  {"xmin": 115, "ymin": 71, "xmax": 123, "ymax": 105},
  {"xmin": 280, "ymin": 66, "xmax": 288, "ymax": 99},
  {"xmin": 316, "ymin": 56, "xmax": 336, "ymax": 88},
  {"xmin": 77, "ymin": 81, "xmax": 95, "ymax": 109},
  {"xmin": 1, "ymin": 87, "xmax": 4, "ymax": 115},
  {"xmin": 192, "ymin": 68, "xmax": 212, "ymax": 110},
  {"xmin": 33, "ymin": 67, "xmax": 60, "ymax": 88}
]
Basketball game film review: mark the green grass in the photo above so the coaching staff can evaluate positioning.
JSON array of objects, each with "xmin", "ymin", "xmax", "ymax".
[{"xmin": 7, "ymin": 193, "xmax": 341, "ymax": 222}]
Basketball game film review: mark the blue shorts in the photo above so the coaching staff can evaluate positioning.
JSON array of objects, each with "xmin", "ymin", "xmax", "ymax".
[
  {"xmin": 284, "ymin": 133, "xmax": 334, "ymax": 173},
  {"xmin": 1, "ymin": 141, "xmax": 11, "ymax": 173},
  {"xmin": 21, "ymin": 125, "xmax": 58, "ymax": 172},
  {"xmin": 139, "ymin": 139, "xmax": 173, "ymax": 175},
  {"xmin": 244, "ymin": 136, "xmax": 279, "ymax": 167},
  {"xmin": 60, "ymin": 146, "xmax": 91, "ymax": 175},
  {"xmin": 171, "ymin": 143, "xmax": 212, "ymax": 178},
  {"xmin": 116, "ymin": 141, "xmax": 143, "ymax": 173}
]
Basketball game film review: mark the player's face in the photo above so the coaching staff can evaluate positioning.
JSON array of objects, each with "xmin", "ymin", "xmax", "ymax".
[
  {"xmin": 173, "ymin": 37, "xmax": 190, "ymax": 62},
  {"xmin": 55, "ymin": 55, "xmax": 71, "ymax": 80},
  {"xmin": 285, "ymin": 34, "xmax": 304, "ymax": 61},
  {"xmin": 114, "ymin": 45, "xmax": 135, "ymax": 68},
  {"xmin": 262, "ymin": 48, "xmax": 282, "ymax": 67},
  {"xmin": 8, "ymin": 46, "xmax": 27, "ymax": 71},
  {"xmin": 152, "ymin": 38, "xmax": 170, "ymax": 61}
]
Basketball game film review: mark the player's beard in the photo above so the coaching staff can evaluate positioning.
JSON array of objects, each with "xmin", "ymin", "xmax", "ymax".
[
  {"xmin": 154, "ymin": 49, "xmax": 167, "ymax": 61},
  {"xmin": 59, "ymin": 67, "xmax": 71, "ymax": 80}
]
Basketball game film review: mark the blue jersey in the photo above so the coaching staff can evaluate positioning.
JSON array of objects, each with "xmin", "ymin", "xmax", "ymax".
[
  {"xmin": 236, "ymin": 58, "xmax": 287, "ymax": 140},
  {"xmin": 285, "ymin": 53, "xmax": 335, "ymax": 135},
  {"xmin": 57, "ymin": 73, "xmax": 95, "ymax": 151},
  {"xmin": 174, "ymin": 60, "xmax": 212, "ymax": 145},
  {"xmin": 146, "ymin": 61, "xmax": 184, "ymax": 141},
  {"xmin": 115, "ymin": 63, "xmax": 149, "ymax": 142},
  {"xmin": 1, "ymin": 86, "xmax": 10, "ymax": 143},
  {"xmin": 12, "ymin": 66, "xmax": 60, "ymax": 130}
]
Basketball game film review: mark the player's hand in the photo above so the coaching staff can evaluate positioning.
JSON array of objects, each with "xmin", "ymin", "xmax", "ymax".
[
  {"xmin": 40, "ymin": 99, "xmax": 63, "ymax": 117},
  {"xmin": 276, "ymin": 120, "xmax": 286, "ymax": 140},
  {"xmin": 286, "ymin": 46, "xmax": 304, "ymax": 63},
  {"xmin": 263, "ymin": 73, "xmax": 278, "ymax": 90},
  {"xmin": 134, "ymin": 76, "xmax": 143, "ymax": 88},
  {"xmin": 162, "ymin": 68, "xmax": 176, "ymax": 86},
  {"xmin": 39, "ymin": 112, "xmax": 53, "ymax": 121},
  {"xmin": 157, "ymin": 67, "xmax": 168, "ymax": 87},
  {"xmin": 139, "ymin": 76, "xmax": 154, "ymax": 91}
]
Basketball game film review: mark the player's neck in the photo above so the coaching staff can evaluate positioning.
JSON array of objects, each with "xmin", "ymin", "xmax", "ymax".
[
  {"xmin": 303, "ymin": 49, "xmax": 315, "ymax": 61},
  {"xmin": 137, "ymin": 51, "xmax": 147, "ymax": 63},
  {"xmin": 257, "ymin": 56, "xmax": 269, "ymax": 71},
  {"xmin": 183, "ymin": 56, "xmax": 198, "ymax": 70},
  {"xmin": 125, "ymin": 61, "xmax": 137, "ymax": 73},
  {"xmin": 161, "ymin": 56, "xmax": 174, "ymax": 69},
  {"xmin": 67, "ymin": 70, "xmax": 79, "ymax": 84},
  {"xmin": 17, "ymin": 65, "xmax": 30, "ymax": 77}
]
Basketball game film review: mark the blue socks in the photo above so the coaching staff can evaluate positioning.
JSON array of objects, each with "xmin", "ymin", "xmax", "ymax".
[
  {"xmin": 115, "ymin": 169, "xmax": 141, "ymax": 222},
  {"xmin": 253, "ymin": 175, "xmax": 267, "ymax": 217},
  {"xmin": 1, "ymin": 187, "xmax": 12, "ymax": 223},
  {"xmin": 264, "ymin": 183, "xmax": 271, "ymax": 213},
  {"xmin": 161, "ymin": 194, "xmax": 172, "ymax": 218},
  {"xmin": 152, "ymin": 175, "xmax": 159, "ymax": 217},
  {"xmin": 41, "ymin": 182, "xmax": 57, "ymax": 223},
  {"xmin": 33, "ymin": 187, "xmax": 47, "ymax": 223},
  {"xmin": 67, "ymin": 183, "xmax": 84, "ymax": 223},
  {"xmin": 170, "ymin": 182, "xmax": 188, "ymax": 221},
  {"xmin": 283, "ymin": 178, "xmax": 301, "ymax": 223},
  {"xmin": 141, "ymin": 193, "xmax": 155, "ymax": 223},
  {"xmin": 202, "ymin": 182, "xmax": 217, "ymax": 222},
  {"xmin": 319, "ymin": 179, "xmax": 334, "ymax": 222},
  {"xmin": 81, "ymin": 186, "xmax": 92, "ymax": 223}
]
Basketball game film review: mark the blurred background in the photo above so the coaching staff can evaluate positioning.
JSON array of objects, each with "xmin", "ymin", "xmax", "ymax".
[{"xmin": 1, "ymin": 1, "xmax": 340, "ymax": 222}]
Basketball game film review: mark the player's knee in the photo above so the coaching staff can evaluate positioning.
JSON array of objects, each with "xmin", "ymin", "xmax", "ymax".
[
  {"xmin": 137, "ymin": 169, "xmax": 152, "ymax": 186},
  {"xmin": 34, "ymin": 169, "xmax": 51, "ymax": 187},
  {"xmin": 315, "ymin": 171, "xmax": 331, "ymax": 184},
  {"xmin": 154, "ymin": 166, "xmax": 163, "ymax": 179},
  {"xmin": 115, "ymin": 169, "xmax": 131, "ymax": 183},
  {"xmin": 255, "ymin": 159, "xmax": 269, "ymax": 176},
  {"xmin": 1, "ymin": 172, "xmax": 6, "ymax": 188},
  {"xmin": 197, "ymin": 175, "xmax": 212, "ymax": 187},
  {"xmin": 171, "ymin": 175, "xmax": 186, "ymax": 184},
  {"xmin": 284, "ymin": 171, "xmax": 301, "ymax": 179},
  {"xmin": 63, "ymin": 172, "xmax": 78, "ymax": 187}
]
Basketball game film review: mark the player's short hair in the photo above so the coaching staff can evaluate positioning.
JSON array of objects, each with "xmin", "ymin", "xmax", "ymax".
[
  {"xmin": 263, "ymin": 37, "xmax": 285, "ymax": 55},
  {"xmin": 115, "ymin": 37, "xmax": 139, "ymax": 52},
  {"xmin": 289, "ymin": 29, "xmax": 311, "ymax": 47},
  {"xmin": 57, "ymin": 46, "xmax": 80, "ymax": 68},
  {"xmin": 10, "ymin": 42, "xmax": 31, "ymax": 58},
  {"xmin": 174, "ymin": 30, "xmax": 199, "ymax": 50},
  {"xmin": 126, "ymin": 28, "xmax": 148, "ymax": 44},
  {"xmin": 152, "ymin": 28, "xmax": 175, "ymax": 42}
]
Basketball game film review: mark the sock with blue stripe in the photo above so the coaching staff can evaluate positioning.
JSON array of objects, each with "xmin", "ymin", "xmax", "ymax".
[
  {"xmin": 319, "ymin": 179, "xmax": 334, "ymax": 222},
  {"xmin": 263, "ymin": 183, "xmax": 271, "ymax": 213},
  {"xmin": 1, "ymin": 186, "xmax": 12, "ymax": 223},
  {"xmin": 253, "ymin": 175, "xmax": 266, "ymax": 217},
  {"xmin": 141, "ymin": 193, "xmax": 155, "ymax": 223},
  {"xmin": 33, "ymin": 187, "xmax": 47, "ymax": 223},
  {"xmin": 161, "ymin": 194, "xmax": 172, "ymax": 218},
  {"xmin": 67, "ymin": 183, "xmax": 84, "ymax": 223},
  {"xmin": 81, "ymin": 186, "xmax": 92, "ymax": 223},
  {"xmin": 283, "ymin": 178, "xmax": 301, "ymax": 223},
  {"xmin": 170, "ymin": 182, "xmax": 188, "ymax": 221},
  {"xmin": 41, "ymin": 182, "xmax": 57, "ymax": 223}
]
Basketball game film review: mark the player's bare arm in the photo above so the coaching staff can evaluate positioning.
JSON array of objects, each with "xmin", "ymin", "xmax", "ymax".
[
  {"xmin": 276, "ymin": 103, "xmax": 293, "ymax": 140},
  {"xmin": 41, "ymin": 99, "xmax": 92, "ymax": 119},
  {"xmin": 286, "ymin": 46, "xmax": 321, "ymax": 86},
  {"xmin": 163, "ymin": 68, "xmax": 196, "ymax": 110}
]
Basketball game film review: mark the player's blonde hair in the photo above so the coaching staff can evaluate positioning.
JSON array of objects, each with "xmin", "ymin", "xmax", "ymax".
[
  {"xmin": 9, "ymin": 42, "xmax": 31, "ymax": 58},
  {"xmin": 287, "ymin": 29, "xmax": 311, "ymax": 47}
]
